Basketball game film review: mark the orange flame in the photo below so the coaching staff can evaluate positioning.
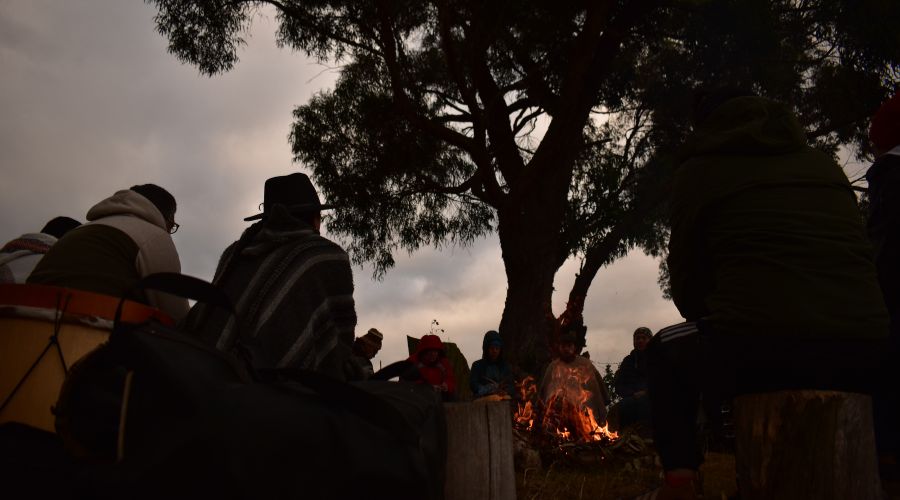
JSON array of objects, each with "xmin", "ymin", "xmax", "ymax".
[
  {"xmin": 513, "ymin": 369, "xmax": 618, "ymax": 443},
  {"xmin": 515, "ymin": 375, "xmax": 537, "ymax": 430}
]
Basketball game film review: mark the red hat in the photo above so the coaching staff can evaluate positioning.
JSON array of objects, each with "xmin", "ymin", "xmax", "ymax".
[{"xmin": 870, "ymin": 90, "xmax": 900, "ymax": 153}]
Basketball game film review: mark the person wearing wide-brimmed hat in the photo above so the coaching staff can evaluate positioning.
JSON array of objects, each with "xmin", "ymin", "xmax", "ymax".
[{"xmin": 184, "ymin": 173, "xmax": 357, "ymax": 379}]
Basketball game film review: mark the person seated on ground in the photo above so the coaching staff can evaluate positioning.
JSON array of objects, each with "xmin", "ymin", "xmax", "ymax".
[
  {"xmin": 0, "ymin": 217, "xmax": 81, "ymax": 284},
  {"xmin": 345, "ymin": 328, "xmax": 384, "ymax": 381},
  {"xmin": 183, "ymin": 173, "xmax": 356, "ymax": 379},
  {"xmin": 540, "ymin": 330, "xmax": 608, "ymax": 437},
  {"xmin": 867, "ymin": 89, "xmax": 900, "ymax": 471},
  {"xmin": 28, "ymin": 185, "xmax": 189, "ymax": 321},
  {"xmin": 644, "ymin": 90, "xmax": 889, "ymax": 499},
  {"xmin": 402, "ymin": 334, "xmax": 456, "ymax": 401},
  {"xmin": 469, "ymin": 330, "xmax": 514, "ymax": 400},
  {"xmin": 611, "ymin": 327, "xmax": 653, "ymax": 430}
]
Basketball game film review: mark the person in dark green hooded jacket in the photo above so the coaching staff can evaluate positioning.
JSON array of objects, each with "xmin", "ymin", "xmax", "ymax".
[{"xmin": 645, "ymin": 93, "xmax": 889, "ymax": 497}]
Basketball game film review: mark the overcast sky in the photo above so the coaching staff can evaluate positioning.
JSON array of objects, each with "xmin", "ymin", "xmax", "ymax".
[{"xmin": 0, "ymin": 0, "xmax": 683, "ymax": 369}]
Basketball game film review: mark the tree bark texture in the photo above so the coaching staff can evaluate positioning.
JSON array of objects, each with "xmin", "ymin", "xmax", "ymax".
[
  {"xmin": 733, "ymin": 390, "xmax": 881, "ymax": 500},
  {"xmin": 497, "ymin": 199, "xmax": 564, "ymax": 375},
  {"xmin": 443, "ymin": 402, "xmax": 516, "ymax": 500}
]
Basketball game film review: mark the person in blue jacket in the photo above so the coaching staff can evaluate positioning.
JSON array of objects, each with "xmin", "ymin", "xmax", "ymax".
[{"xmin": 469, "ymin": 330, "xmax": 515, "ymax": 399}]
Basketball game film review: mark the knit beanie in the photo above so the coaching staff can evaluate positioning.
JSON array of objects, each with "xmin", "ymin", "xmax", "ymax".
[
  {"xmin": 870, "ymin": 90, "xmax": 900, "ymax": 153},
  {"xmin": 361, "ymin": 328, "xmax": 383, "ymax": 347}
]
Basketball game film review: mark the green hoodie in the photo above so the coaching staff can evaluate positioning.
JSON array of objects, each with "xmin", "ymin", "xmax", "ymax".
[{"xmin": 667, "ymin": 96, "xmax": 888, "ymax": 340}]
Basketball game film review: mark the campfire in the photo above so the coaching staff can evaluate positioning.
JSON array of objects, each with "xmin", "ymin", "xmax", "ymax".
[
  {"xmin": 515, "ymin": 375, "xmax": 618, "ymax": 444},
  {"xmin": 513, "ymin": 372, "xmax": 656, "ymax": 470}
]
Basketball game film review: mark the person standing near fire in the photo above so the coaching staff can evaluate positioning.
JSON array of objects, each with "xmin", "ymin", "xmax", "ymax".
[
  {"xmin": 866, "ymin": 89, "xmax": 900, "ymax": 472},
  {"xmin": 644, "ymin": 91, "xmax": 889, "ymax": 499}
]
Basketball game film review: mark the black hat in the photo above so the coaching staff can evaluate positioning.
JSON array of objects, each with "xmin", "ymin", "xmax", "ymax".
[{"xmin": 244, "ymin": 173, "xmax": 335, "ymax": 221}]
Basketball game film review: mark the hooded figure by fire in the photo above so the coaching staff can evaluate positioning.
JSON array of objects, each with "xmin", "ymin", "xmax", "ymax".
[
  {"xmin": 539, "ymin": 330, "xmax": 609, "ymax": 441},
  {"xmin": 402, "ymin": 334, "xmax": 457, "ymax": 401}
]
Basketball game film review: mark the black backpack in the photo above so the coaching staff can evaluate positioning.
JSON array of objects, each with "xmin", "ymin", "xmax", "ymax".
[{"xmin": 51, "ymin": 273, "xmax": 446, "ymax": 499}]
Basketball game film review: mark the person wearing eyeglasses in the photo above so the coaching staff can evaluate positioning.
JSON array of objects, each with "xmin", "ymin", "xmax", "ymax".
[{"xmin": 28, "ymin": 184, "xmax": 189, "ymax": 321}]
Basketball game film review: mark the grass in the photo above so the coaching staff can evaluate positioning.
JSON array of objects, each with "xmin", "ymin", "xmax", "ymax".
[{"xmin": 516, "ymin": 451, "xmax": 737, "ymax": 500}]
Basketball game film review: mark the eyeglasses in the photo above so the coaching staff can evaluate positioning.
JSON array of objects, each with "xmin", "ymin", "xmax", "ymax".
[{"xmin": 168, "ymin": 222, "xmax": 180, "ymax": 234}]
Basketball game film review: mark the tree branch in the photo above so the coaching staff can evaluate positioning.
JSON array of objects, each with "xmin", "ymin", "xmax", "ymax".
[
  {"xmin": 254, "ymin": 0, "xmax": 382, "ymax": 57},
  {"xmin": 512, "ymin": 109, "xmax": 545, "ymax": 136},
  {"xmin": 464, "ymin": 7, "xmax": 527, "ymax": 189}
]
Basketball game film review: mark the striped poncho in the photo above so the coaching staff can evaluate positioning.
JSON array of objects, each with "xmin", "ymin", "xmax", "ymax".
[{"xmin": 185, "ymin": 207, "xmax": 357, "ymax": 379}]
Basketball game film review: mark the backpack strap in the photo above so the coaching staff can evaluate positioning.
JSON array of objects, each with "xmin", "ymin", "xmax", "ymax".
[{"xmin": 113, "ymin": 273, "xmax": 235, "ymax": 332}]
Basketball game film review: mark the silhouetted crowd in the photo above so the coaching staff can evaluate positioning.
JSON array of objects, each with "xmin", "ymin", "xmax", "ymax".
[{"xmin": 2, "ymin": 89, "xmax": 898, "ymax": 499}]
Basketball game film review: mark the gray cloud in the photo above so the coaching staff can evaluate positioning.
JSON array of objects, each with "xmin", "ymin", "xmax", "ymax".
[{"xmin": 0, "ymin": 0, "xmax": 681, "ymax": 373}]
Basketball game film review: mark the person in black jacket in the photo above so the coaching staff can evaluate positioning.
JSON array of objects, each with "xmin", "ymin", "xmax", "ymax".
[
  {"xmin": 612, "ymin": 327, "xmax": 652, "ymax": 429},
  {"xmin": 868, "ymin": 90, "xmax": 900, "ymax": 465},
  {"xmin": 647, "ymin": 92, "xmax": 888, "ymax": 498}
]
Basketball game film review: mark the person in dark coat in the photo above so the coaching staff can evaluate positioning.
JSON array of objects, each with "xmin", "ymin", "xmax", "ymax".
[
  {"xmin": 184, "ymin": 173, "xmax": 356, "ymax": 379},
  {"xmin": 612, "ymin": 327, "xmax": 652, "ymax": 429},
  {"xmin": 647, "ymin": 92, "xmax": 889, "ymax": 497},
  {"xmin": 867, "ymin": 89, "xmax": 900, "ymax": 464},
  {"xmin": 469, "ymin": 330, "xmax": 514, "ymax": 399}
]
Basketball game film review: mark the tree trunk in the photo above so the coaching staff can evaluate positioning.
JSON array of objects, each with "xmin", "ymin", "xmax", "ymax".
[
  {"xmin": 497, "ymin": 200, "xmax": 564, "ymax": 376},
  {"xmin": 733, "ymin": 390, "xmax": 882, "ymax": 500}
]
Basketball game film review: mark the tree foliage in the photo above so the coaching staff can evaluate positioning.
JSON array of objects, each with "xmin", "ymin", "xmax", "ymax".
[{"xmin": 149, "ymin": 0, "xmax": 899, "ymax": 368}]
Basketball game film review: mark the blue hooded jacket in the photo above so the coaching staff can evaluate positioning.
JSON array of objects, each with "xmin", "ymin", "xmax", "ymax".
[{"xmin": 469, "ymin": 330, "xmax": 514, "ymax": 397}]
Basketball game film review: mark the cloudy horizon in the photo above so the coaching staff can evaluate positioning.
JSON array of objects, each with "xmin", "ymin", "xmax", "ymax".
[{"xmin": 0, "ymin": 0, "xmax": 683, "ymax": 371}]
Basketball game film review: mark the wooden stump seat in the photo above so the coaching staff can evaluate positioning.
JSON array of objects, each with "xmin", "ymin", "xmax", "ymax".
[
  {"xmin": 734, "ymin": 390, "xmax": 881, "ymax": 500},
  {"xmin": 444, "ymin": 401, "xmax": 516, "ymax": 500}
]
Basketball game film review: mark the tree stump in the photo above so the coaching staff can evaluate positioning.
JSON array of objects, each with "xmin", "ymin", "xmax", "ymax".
[
  {"xmin": 444, "ymin": 401, "xmax": 516, "ymax": 500},
  {"xmin": 733, "ymin": 390, "xmax": 881, "ymax": 500}
]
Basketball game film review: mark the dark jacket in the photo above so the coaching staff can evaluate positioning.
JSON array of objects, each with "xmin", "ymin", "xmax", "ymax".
[
  {"xmin": 867, "ymin": 152, "xmax": 900, "ymax": 319},
  {"xmin": 668, "ymin": 96, "xmax": 889, "ymax": 340},
  {"xmin": 469, "ymin": 331, "xmax": 514, "ymax": 397},
  {"xmin": 184, "ymin": 206, "xmax": 356, "ymax": 379},
  {"xmin": 614, "ymin": 349, "xmax": 648, "ymax": 398},
  {"xmin": 345, "ymin": 340, "xmax": 375, "ymax": 381}
]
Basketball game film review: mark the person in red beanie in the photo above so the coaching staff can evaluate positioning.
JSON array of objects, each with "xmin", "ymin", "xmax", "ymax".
[
  {"xmin": 867, "ymin": 89, "xmax": 900, "ymax": 470},
  {"xmin": 403, "ymin": 334, "xmax": 456, "ymax": 401}
]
